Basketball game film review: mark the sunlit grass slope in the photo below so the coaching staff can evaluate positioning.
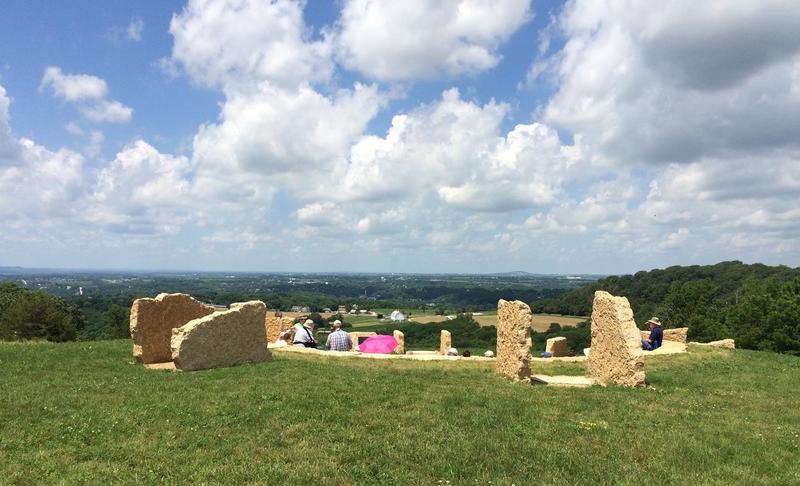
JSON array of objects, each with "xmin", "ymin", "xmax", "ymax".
[{"xmin": 0, "ymin": 341, "xmax": 798, "ymax": 484}]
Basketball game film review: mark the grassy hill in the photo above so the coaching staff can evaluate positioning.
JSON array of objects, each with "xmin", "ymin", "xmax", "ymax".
[{"xmin": 1, "ymin": 340, "xmax": 799, "ymax": 484}]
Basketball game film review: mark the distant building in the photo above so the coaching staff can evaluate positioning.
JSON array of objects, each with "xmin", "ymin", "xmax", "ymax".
[
  {"xmin": 390, "ymin": 310, "xmax": 406, "ymax": 322},
  {"xmin": 290, "ymin": 305, "xmax": 311, "ymax": 313},
  {"xmin": 337, "ymin": 305, "xmax": 346, "ymax": 313}
]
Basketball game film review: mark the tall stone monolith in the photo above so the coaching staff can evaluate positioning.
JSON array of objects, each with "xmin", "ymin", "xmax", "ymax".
[
  {"xmin": 130, "ymin": 293, "xmax": 215, "ymax": 364},
  {"xmin": 171, "ymin": 301, "xmax": 270, "ymax": 371},
  {"xmin": 439, "ymin": 330, "xmax": 451, "ymax": 355},
  {"xmin": 393, "ymin": 330, "xmax": 405, "ymax": 354},
  {"xmin": 495, "ymin": 299, "xmax": 532, "ymax": 381},
  {"xmin": 588, "ymin": 291, "xmax": 646, "ymax": 387}
]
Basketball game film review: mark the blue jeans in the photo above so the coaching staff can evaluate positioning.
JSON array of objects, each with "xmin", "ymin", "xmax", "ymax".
[{"xmin": 641, "ymin": 339, "xmax": 653, "ymax": 351}]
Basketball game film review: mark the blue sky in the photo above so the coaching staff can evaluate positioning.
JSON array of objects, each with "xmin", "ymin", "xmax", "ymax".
[{"xmin": 0, "ymin": 0, "xmax": 798, "ymax": 273}]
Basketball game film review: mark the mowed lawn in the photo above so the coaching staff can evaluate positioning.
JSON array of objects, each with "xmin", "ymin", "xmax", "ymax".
[{"xmin": 1, "ymin": 342, "xmax": 799, "ymax": 484}]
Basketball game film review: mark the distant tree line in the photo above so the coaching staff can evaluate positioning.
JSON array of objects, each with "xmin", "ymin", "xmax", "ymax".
[{"xmin": 533, "ymin": 261, "xmax": 800, "ymax": 355}]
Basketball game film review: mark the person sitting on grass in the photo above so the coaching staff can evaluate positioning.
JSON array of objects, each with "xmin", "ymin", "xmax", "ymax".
[
  {"xmin": 325, "ymin": 320, "xmax": 352, "ymax": 352},
  {"xmin": 293, "ymin": 319, "xmax": 317, "ymax": 348},
  {"xmin": 641, "ymin": 317, "xmax": 663, "ymax": 351}
]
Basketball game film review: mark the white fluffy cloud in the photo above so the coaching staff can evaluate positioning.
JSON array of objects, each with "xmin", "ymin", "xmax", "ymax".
[
  {"xmin": 169, "ymin": 0, "xmax": 333, "ymax": 91},
  {"xmin": 40, "ymin": 67, "xmax": 133, "ymax": 124},
  {"xmin": 537, "ymin": 0, "xmax": 800, "ymax": 165},
  {"xmin": 40, "ymin": 67, "xmax": 108, "ymax": 102},
  {"xmin": 87, "ymin": 140, "xmax": 193, "ymax": 235},
  {"xmin": 336, "ymin": 0, "xmax": 532, "ymax": 80},
  {"xmin": 338, "ymin": 89, "xmax": 578, "ymax": 213}
]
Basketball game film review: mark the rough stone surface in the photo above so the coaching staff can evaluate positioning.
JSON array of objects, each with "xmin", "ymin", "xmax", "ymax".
[
  {"xmin": 130, "ymin": 293, "xmax": 215, "ymax": 364},
  {"xmin": 664, "ymin": 327, "xmax": 688, "ymax": 343},
  {"xmin": 393, "ymin": 330, "xmax": 405, "ymax": 354},
  {"xmin": 171, "ymin": 301, "xmax": 271, "ymax": 371},
  {"xmin": 691, "ymin": 338, "xmax": 735, "ymax": 349},
  {"xmin": 439, "ymin": 330, "xmax": 451, "ymax": 355},
  {"xmin": 640, "ymin": 327, "xmax": 688, "ymax": 344},
  {"xmin": 495, "ymin": 299, "xmax": 532, "ymax": 381},
  {"xmin": 588, "ymin": 291, "xmax": 646, "ymax": 387},
  {"xmin": 530, "ymin": 374, "xmax": 594, "ymax": 387},
  {"xmin": 265, "ymin": 313, "xmax": 294, "ymax": 343},
  {"xmin": 349, "ymin": 332, "xmax": 377, "ymax": 351},
  {"xmin": 545, "ymin": 337, "xmax": 570, "ymax": 357}
]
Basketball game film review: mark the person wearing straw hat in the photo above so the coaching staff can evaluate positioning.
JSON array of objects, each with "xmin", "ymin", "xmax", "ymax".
[
  {"xmin": 641, "ymin": 317, "xmax": 663, "ymax": 351},
  {"xmin": 293, "ymin": 319, "xmax": 317, "ymax": 348}
]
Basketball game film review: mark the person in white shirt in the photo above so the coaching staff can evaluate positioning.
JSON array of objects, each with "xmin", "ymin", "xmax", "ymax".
[{"xmin": 292, "ymin": 319, "xmax": 316, "ymax": 348}]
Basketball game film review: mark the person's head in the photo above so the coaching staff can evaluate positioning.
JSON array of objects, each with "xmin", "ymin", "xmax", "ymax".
[
  {"xmin": 447, "ymin": 347, "xmax": 458, "ymax": 356},
  {"xmin": 304, "ymin": 319, "xmax": 315, "ymax": 330},
  {"xmin": 646, "ymin": 317, "xmax": 661, "ymax": 329},
  {"xmin": 462, "ymin": 350, "xmax": 471, "ymax": 357},
  {"xmin": 332, "ymin": 319, "xmax": 342, "ymax": 330}
]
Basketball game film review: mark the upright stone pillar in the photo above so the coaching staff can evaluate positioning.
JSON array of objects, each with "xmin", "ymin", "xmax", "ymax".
[
  {"xmin": 393, "ymin": 330, "xmax": 405, "ymax": 354},
  {"xmin": 439, "ymin": 330, "xmax": 451, "ymax": 355},
  {"xmin": 587, "ymin": 291, "xmax": 646, "ymax": 387},
  {"xmin": 495, "ymin": 299, "xmax": 532, "ymax": 381}
]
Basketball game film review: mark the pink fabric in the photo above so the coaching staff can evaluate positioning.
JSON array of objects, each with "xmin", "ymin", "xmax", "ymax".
[{"xmin": 358, "ymin": 335, "xmax": 398, "ymax": 354}]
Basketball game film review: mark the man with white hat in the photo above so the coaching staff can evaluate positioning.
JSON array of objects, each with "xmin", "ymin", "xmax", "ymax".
[
  {"xmin": 325, "ymin": 320, "xmax": 352, "ymax": 352},
  {"xmin": 293, "ymin": 319, "xmax": 317, "ymax": 348},
  {"xmin": 641, "ymin": 317, "xmax": 663, "ymax": 351}
]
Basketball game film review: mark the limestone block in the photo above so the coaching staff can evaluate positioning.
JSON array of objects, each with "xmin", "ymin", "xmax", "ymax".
[
  {"xmin": 587, "ymin": 291, "xmax": 646, "ymax": 387},
  {"xmin": 640, "ymin": 327, "xmax": 688, "ymax": 344},
  {"xmin": 664, "ymin": 327, "xmax": 688, "ymax": 343},
  {"xmin": 439, "ymin": 330, "xmax": 451, "ymax": 355},
  {"xmin": 349, "ymin": 331, "xmax": 377, "ymax": 351},
  {"xmin": 171, "ymin": 301, "xmax": 271, "ymax": 371},
  {"xmin": 130, "ymin": 293, "xmax": 214, "ymax": 364},
  {"xmin": 690, "ymin": 338, "xmax": 735, "ymax": 349},
  {"xmin": 393, "ymin": 330, "xmax": 405, "ymax": 354},
  {"xmin": 265, "ymin": 314, "xmax": 294, "ymax": 343},
  {"xmin": 545, "ymin": 336, "xmax": 570, "ymax": 357},
  {"xmin": 495, "ymin": 299, "xmax": 532, "ymax": 381}
]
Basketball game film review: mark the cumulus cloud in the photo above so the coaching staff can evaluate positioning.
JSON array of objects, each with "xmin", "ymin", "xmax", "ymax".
[
  {"xmin": 40, "ymin": 67, "xmax": 133, "ymax": 124},
  {"xmin": 537, "ymin": 0, "xmax": 800, "ymax": 165},
  {"xmin": 169, "ymin": 0, "xmax": 333, "ymax": 91},
  {"xmin": 336, "ymin": 0, "xmax": 532, "ymax": 80},
  {"xmin": 40, "ymin": 67, "xmax": 108, "ymax": 102},
  {"xmin": 87, "ymin": 140, "xmax": 193, "ymax": 235},
  {"xmin": 79, "ymin": 100, "xmax": 133, "ymax": 123},
  {"xmin": 337, "ymin": 89, "xmax": 579, "ymax": 215}
]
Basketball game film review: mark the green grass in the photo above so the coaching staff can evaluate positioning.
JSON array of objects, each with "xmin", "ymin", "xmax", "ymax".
[{"xmin": 1, "ymin": 341, "xmax": 799, "ymax": 484}]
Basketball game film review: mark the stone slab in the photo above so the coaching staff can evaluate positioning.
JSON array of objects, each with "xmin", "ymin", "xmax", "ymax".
[
  {"xmin": 171, "ymin": 300, "xmax": 271, "ymax": 371},
  {"xmin": 587, "ymin": 291, "xmax": 646, "ymax": 387},
  {"xmin": 495, "ymin": 299, "xmax": 533, "ymax": 381},
  {"xmin": 130, "ymin": 293, "xmax": 214, "ymax": 364},
  {"xmin": 545, "ymin": 336, "xmax": 570, "ymax": 357},
  {"xmin": 690, "ymin": 338, "xmax": 735, "ymax": 349},
  {"xmin": 530, "ymin": 374, "xmax": 595, "ymax": 387}
]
